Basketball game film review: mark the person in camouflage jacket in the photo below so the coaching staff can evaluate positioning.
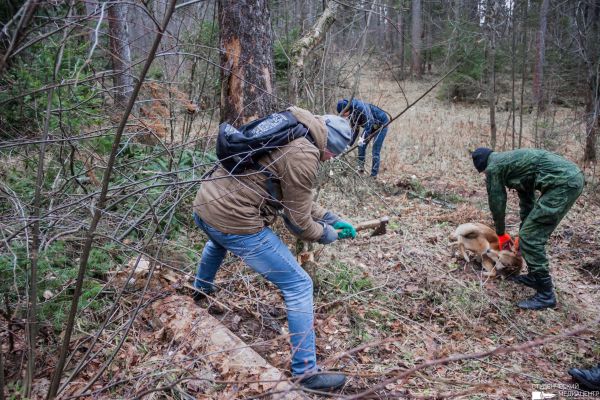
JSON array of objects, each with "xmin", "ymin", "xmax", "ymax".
[{"xmin": 471, "ymin": 147, "xmax": 584, "ymax": 310}]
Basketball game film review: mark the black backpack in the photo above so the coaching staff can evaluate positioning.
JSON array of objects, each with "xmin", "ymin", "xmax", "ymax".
[{"xmin": 216, "ymin": 110, "xmax": 312, "ymax": 174}]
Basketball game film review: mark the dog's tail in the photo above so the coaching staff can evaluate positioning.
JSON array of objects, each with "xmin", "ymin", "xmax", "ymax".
[{"xmin": 451, "ymin": 223, "xmax": 483, "ymax": 240}]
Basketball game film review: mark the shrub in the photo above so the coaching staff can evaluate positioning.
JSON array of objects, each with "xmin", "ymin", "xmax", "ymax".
[{"xmin": 0, "ymin": 40, "xmax": 102, "ymax": 139}]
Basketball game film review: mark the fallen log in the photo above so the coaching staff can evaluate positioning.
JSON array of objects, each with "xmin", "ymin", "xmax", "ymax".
[{"xmin": 150, "ymin": 295, "xmax": 308, "ymax": 399}]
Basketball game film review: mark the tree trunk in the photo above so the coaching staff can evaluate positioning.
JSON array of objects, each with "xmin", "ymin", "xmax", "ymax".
[
  {"xmin": 376, "ymin": 3, "xmax": 383, "ymax": 50},
  {"xmin": 411, "ymin": 0, "xmax": 423, "ymax": 78},
  {"xmin": 107, "ymin": 2, "xmax": 134, "ymax": 108},
  {"xmin": 583, "ymin": 2, "xmax": 600, "ymax": 163},
  {"xmin": 487, "ymin": 0, "xmax": 497, "ymax": 149},
  {"xmin": 425, "ymin": 17, "xmax": 432, "ymax": 73},
  {"xmin": 518, "ymin": 0, "xmax": 529, "ymax": 149},
  {"xmin": 288, "ymin": 1, "xmax": 339, "ymax": 104},
  {"xmin": 532, "ymin": 0, "xmax": 549, "ymax": 112},
  {"xmin": 398, "ymin": 4, "xmax": 404, "ymax": 77},
  {"xmin": 385, "ymin": 0, "xmax": 395, "ymax": 53},
  {"xmin": 218, "ymin": 0, "xmax": 275, "ymax": 124},
  {"xmin": 511, "ymin": 0, "xmax": 517, "ymax": 149},
  {"xmin": 584, "ymin": 92, "xmax": 598, "ymax": 163}
]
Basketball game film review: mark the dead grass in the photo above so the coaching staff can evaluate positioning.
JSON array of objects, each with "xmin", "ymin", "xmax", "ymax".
[{"xmin": 303, "ymin": 70, "xmax": 600, "ymax": 398}]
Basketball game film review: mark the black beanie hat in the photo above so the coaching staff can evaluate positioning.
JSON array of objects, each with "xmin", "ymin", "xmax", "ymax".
[{"xmin": 472, "ymin": 147, "xmax": 493, "ymax": 172}]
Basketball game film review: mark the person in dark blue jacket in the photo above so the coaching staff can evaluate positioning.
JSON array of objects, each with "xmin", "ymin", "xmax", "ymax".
[
  {"xmin": 337, "ymin": 98, "xmax": 390, "ymax": 177},
  {"xmin": 569, "ymin": 364, "xmax": 600, "ymax": 391}
]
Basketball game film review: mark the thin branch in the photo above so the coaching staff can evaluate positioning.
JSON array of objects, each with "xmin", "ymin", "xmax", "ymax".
[{"xmin": 45, "ymin": 1, "xmax": 179, "ymax": 398}]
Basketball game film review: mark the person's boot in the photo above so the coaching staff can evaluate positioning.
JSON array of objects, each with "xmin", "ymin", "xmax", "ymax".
[
  {"xmin": 298, "ymin": 370, "xmax": 346, "ymax": 391},
  {"xmin": 192, "ymin": 285, "xmax": 215, "ymax": 303},
  {"xmin": 510, "ymin": 273, "xmax": 539, "ymax": 289},
  {"xmin": 568, "ymin": 364, "xmax": 600, "ymax": 391},
  {"xmin": 517, "ymin": 275, "xmax": 556, "ymax": 310}
]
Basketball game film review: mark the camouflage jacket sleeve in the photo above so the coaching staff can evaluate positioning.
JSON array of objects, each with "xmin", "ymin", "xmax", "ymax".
[{"xmin": 486, "ymin": 170, "xmax": 507, "ymax": 235}]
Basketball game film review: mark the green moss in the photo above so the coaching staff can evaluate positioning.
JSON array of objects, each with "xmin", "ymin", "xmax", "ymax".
[{"xmin": 0, "ymin": 241, "xmax": 122, "ymax": 331}]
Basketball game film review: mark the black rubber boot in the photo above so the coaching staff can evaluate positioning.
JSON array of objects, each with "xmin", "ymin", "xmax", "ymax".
[
  {"xmin": 568, "ymin": 364, "xmax": 600, "ymax": 391},
  {"xmin": 517, "ymin": 275, "xmax": 556, "ymax": 310},
  {"xmin": 510, "ymin": 273, "xmax": 539, "ymax": 289},
  {"xmin": 299, "ymin": 370, "xmax": 346, "ymax": 392}
]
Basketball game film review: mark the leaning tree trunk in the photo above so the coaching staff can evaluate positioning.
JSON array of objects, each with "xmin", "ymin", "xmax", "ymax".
[
  {"xmin": 107, "ymin": 2, "xmax": 134, "ymax": 108},
  {"xmin": 411, "ymin": 0, "xmax": 423, "ymax": 78},
  {"xmin": 218, "ymin": 0, "xmax": 275, "ymax": 124},
  {"xmin": 532, "ymin": 0, "xmax": 549, "ymax": 112},
  {"xmin": 288, "ymin": 1, "xmax": 339, "ymax": 104}
]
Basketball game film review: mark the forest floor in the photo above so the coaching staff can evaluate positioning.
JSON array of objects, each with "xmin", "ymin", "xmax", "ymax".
[
  {"xmin": 26, "ymin": 71, "xmax": 600, "ymax": 399},
  {"xmin": 202, "ymin": 72, "xmax": 600, "ymax": 398}
]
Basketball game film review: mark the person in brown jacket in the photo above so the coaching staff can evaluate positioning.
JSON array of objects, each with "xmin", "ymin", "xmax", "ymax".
[{"xmin": 192, "ymin": 107, "xmax": 354, "ymax": 391}]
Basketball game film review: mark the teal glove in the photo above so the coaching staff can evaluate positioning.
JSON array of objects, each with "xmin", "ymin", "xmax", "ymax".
[{"xmin": 333, "ymin": 220, "xmax": 357, "ymax": 239}]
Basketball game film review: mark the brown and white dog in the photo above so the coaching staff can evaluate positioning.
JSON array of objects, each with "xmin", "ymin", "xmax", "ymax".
[{"xmin": 449, "ymin": 223, "xmax": 523, "ymax": 277}]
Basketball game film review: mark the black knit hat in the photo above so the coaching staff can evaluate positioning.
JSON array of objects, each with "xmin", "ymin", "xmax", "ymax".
[{"xmin": 471, "ymin": 147, "xmax": 493, "ymax": 172}]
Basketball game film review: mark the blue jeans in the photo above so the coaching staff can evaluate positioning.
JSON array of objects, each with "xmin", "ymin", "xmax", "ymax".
[
  {"xmin": 358, "ymin": 125, "xmax": 388, "ymax": 176},
  {"xmin": 193, "ymin": 214, "xmax": 316, "ymax": 376}
]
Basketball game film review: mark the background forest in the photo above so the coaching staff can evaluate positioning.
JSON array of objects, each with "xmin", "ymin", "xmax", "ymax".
[{"xmin": 0, "ymin": 0, "xmax": 599, "ymax": 399}]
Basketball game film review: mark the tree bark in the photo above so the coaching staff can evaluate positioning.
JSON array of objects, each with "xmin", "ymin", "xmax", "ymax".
[
  {"xmin": 218, "ymin": 0, "xmax": 275, "ymax": 124},
  {"xmin": 487, "ymin": 0, "xmax": 497, "ymax": 149},
  {"xmin": 385, "ymin": 0, "xmax": 395, "ymax": 53},
  {"xmin": 107, "ymin": 2, "xmax": 134, "ymax": 108},
  {"xmin": 511, "ymin": 0, "xmax": 517, "ymax": 149},
  {"xmin": 584, "ymin": 83, "xmax": 599, "ymax": 163},
  {"xmin": 288, "ymin": 1, "xmax": 339, "ymax": 104},
  {"xmin": 518, "ymin": 0, "xmax": 529, "ymax": 148},
  {"xmin": 425, "ymin": 16, "xmax": 432, "ymax": 73},
  {"xmin": 583, "ymin": 1, "xmax": 600, "ymax": 163},
  {"xmin": 397, "ymin": 4, "xmax": 404, "ymax": 77},
  {"xmin": 532, "ymin": 0, "xmax": 549, "ymax": 112},
  {"xmin": 411, "ymin": 0, "xmax": 423, "ymax": 78}
]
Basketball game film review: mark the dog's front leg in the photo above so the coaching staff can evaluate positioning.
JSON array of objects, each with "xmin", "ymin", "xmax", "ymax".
[{"xmin": 458, "ymin": 243, "xmax": 470, "ymax": 262}]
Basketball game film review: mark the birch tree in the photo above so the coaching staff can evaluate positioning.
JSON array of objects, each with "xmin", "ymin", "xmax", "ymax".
[{"xmin": 288, "ymin": 1, "xmax": 340, "ymax": 103}]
